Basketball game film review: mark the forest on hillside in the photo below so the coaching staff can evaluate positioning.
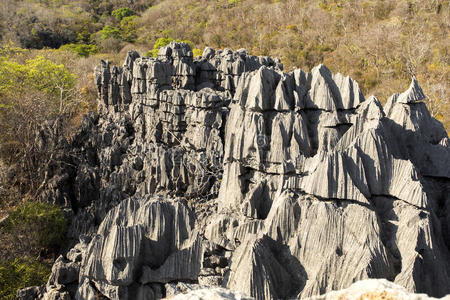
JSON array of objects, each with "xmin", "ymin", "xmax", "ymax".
[
  {"xmin": 0, "ymin": 0, "xmax": 448, "ymax": 298},
  {"xmin": 0, "ymin": 0, "xmax": 448, "ymax": 119}
]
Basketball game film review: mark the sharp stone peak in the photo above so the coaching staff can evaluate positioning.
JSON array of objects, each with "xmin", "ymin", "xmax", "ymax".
[{"xmin": 397, "ymin": 76, "xmax": 426, "ymax": 104}]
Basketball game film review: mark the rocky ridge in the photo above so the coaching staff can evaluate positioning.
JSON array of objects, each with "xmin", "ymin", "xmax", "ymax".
[{"xmin": 22, "ymin": 42, "xmax": 450, "ymax": 300}]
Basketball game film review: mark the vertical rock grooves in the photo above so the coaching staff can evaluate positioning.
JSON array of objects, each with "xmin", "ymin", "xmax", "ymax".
[{"xmin": 35, "ymin": 43, "xmax": 450, "ymax": 300}]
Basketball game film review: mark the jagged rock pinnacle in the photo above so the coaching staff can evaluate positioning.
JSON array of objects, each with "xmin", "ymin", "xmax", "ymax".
[
  {"xmin": 397, "ymin": 76, "xmax": 426, "ymax": 104},
  {"xmin": 26, "ymin": 43, "xmax": 449, "ymax": 300}
]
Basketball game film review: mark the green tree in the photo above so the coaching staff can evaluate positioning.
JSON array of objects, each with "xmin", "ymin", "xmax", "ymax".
[
  {"xmin": 0, "ymin": 47, "xmax": 78, "ymax": 193},
  {"xmin": 119, "ymin": 16, "xmax": 138, "ymax": 42},
  {"xmin": 26, "ymin": 56, "xmax": 75, "ymax": 101},
  {"xmin": 99, "ymin": 25, "xmax": 121, "ymax": 39},
  {"xmin": 146, "ymin": 37, "xmax": 195, "ymax": 57},
  {"xmin": 112, "ymin": 7, "xmax": 136, "ymax": 21},
  {"xmin": 0, "ymin": 52, "xmax": 75, "ymax": 107},
  {"xmin": 59, "ymin": 43, "xmax": 98, "ymax": 57}
]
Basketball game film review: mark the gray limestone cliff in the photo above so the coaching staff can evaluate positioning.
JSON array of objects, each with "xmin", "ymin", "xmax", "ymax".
[{"xmin": 22, "ymin": 42, "xmax": 450, "ymax": 300}]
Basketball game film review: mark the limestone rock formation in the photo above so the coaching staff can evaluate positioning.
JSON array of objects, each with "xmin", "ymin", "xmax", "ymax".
[
  {"xmin": 306, "ymin": 279, "xmax": 450, "ymax": 300},
  {"xmin": 25, "ymin": 42, "xmax": 450, "ymax": 300},
  {"xmin": 168, "ymin": 287, "xmax": 254, "ymax": 300},
  {"xmin": 160, "ymin": 279, "xmax": 450, "ymax": 300}
]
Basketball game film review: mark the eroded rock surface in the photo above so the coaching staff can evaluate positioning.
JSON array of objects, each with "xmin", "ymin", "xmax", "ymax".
[
  {"xmin": 31, "ymin": 43, "xmax": 449, "ymax": 300},
  {"xmin": 306, "ymin": 278, "xmax": 450, "ymax": 300}
]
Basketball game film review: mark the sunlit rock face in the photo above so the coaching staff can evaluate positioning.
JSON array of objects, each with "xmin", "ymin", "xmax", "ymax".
[
  {"xmin": 304, "ymin": 278, "xmax": 449, "ymax": 300},
  {"xmin": 34, "ymin": 43, "xmax": 449, "ymax": 300}
]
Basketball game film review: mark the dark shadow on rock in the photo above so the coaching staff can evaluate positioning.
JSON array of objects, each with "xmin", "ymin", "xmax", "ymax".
[
  {"xmin": 412, "ymin": 225, "xmax": 450, "ymax": 297},
  {"xmin": 266, "ymin": 236, "xmax": 308, "ymax": 298},
  {"xmin": 370, "ymin": 196, "xmax": 402, "ymax": 281}
]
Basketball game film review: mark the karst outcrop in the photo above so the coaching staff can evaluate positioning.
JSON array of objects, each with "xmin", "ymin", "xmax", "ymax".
[{"xmin": 20, "ymin": 42, "xmax": 450, "ymax": 300}]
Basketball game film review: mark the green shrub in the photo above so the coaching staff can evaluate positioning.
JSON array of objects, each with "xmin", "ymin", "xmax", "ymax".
[
  {"xmin": 3, "ymin": 202, "xmax": 67, "ymax": 252},
  {"xmin": 99, "ymin": 14, "xmax": 138, "ymax": 42},
  {"xmin": 112, "ymin": 7, "xmax": 136, "ymax": 21},
  {"xmin": 145, "ymin": 37, "xmax": 195, "ymax": 57},
  {"xmin": 0, "ymin": 257, "xmax": 50, "ymax": 300},
  {"xmin": 228, "ymin": 0, "xmax": 242, "ymax": 5},
  {"xmin": 100, "ymin": 25, "xmax": 122, "ymax": 40},
  {"xmin": 154, "ymin": 37, "xmax": 173, "ymax": 49},
  {"xmin": 119, "ymin": 16, "xmax": 138, "ymax": 42},
  {"xmin": 59, "ymin": 43, "xmax": 98, "ymax": 57},
  {"xmin": 193, "ymin": 48, "xmax": 203, "ymax": 57}
]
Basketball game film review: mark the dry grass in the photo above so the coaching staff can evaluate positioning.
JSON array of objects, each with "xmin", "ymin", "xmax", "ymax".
[{"xmin": 135, "ymin": 0, "xmax": 450, "ymax": 132}]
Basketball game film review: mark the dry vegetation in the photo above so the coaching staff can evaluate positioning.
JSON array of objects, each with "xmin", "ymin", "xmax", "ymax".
[
  {"xmin": 136, "ymin": 0, "xmax": 449, "ymax": 130},
  {"xmin": 1, "ymin": 0, "xmax": 448, "ymax": 128}
]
